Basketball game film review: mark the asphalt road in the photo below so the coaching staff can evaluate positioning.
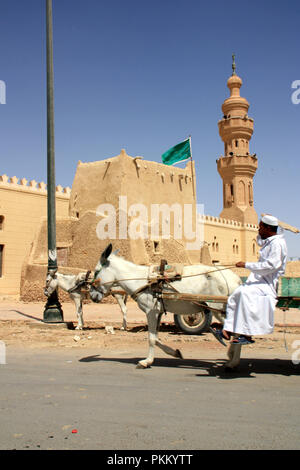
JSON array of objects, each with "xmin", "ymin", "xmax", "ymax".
[{"xmin": 0, "ymin": 346, "xmax": 299, "ymax": 452}]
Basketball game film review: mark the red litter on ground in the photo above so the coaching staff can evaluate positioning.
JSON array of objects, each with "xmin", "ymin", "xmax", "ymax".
[{"xmin": 72, "ymin": 429, "xmax": 78, "ymax": 434}]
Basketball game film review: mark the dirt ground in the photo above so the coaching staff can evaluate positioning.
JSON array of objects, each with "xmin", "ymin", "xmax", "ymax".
[
  {"xmin": 0, "ymin": 299, "xmax": 299, "ymax": 359},
  {"xmin": 1, "ymin": 318, "xmax": 300, "ymax": 358}
]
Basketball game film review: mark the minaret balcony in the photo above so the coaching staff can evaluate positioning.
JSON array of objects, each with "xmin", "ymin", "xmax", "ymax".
[
  {"xmin": 218, "ymin": 116, "xmax": 254, "ymax": 142},
  {"xmin": 217, "ymin": 154, "xmax": 258, "ymax": 177}
]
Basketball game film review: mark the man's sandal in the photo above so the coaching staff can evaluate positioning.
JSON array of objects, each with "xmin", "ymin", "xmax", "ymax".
[
  {"xmin": 209, "ymin": 327, "xmax": 228, "ymax": 347},
  {"xmin": 231, "ymin": 335, "xmax": 255, "ymax": 345}
]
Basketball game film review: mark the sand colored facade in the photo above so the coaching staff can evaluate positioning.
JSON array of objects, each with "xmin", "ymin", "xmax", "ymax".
[
  {"xmin": 201, "ymin": 215, "xmax": 259, "ymax": 265},
  {"xmin": 68, "ymin": 149, "xmax": 197, "ymax": 265},
  {"xmin": 0, "ymin": 174, "xmax": 70, "ymax": 298}
]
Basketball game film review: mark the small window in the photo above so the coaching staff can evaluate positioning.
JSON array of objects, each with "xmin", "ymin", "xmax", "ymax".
[
  {"xmin": 0, "ymin": 216, "xmax": 4, "ymax": 230},
  {"xmin": 235, "ymin": 140, "xmax": 239, "ymax": 147},
  {"xmin": 153, "ymin": 241, "xmax": 160, "ymax": 253},
  {"xmin": 0, "ymin": 245, "xmax": 3, "ymax": 277},
  {"xmin": 57, "ymin": 247, "xmax": 68, "ymax": 267}
]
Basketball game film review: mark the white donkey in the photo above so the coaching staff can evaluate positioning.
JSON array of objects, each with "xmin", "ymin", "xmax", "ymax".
[
  {"xmin": 91, "ymin": 244, "xmax": 242, "ymax": 369},
  {"xmin": 44, "ymin": 270, "xmax": 128, "ymax": 330}
]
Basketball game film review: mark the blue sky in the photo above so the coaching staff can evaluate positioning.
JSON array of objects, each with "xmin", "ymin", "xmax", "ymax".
[{"xmin": 0, "ymin": 0, "xmax": 299, "ymax": 256}]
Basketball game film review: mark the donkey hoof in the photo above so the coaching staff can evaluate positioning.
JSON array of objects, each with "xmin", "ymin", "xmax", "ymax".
[{"xmin": 175, "ymin": 349, "xmax": 183, "ymax": 359}]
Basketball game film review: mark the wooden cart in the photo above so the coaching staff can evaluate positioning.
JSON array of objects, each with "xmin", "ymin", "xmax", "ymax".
[{"xmin": 168, "ymin": 277, "xmax": 300, "ymax": 334}]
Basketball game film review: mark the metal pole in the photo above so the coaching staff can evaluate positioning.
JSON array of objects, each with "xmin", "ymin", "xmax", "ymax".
[
  {"xmin": 43, "ymin": 0, "xmax": 63, "ymax": 322},
  {"xmin": 189, "ymin": 135, "xmax": 195, "ymax": 200}
]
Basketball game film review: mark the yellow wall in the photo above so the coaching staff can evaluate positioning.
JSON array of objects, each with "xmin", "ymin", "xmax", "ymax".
[
  {"xmin": 201, "ymin": 215, "xmax": 259, "ymax": 265},
  {"xmin": 0, "ymin": 175, "xmax": 70, "ymax": 297}
]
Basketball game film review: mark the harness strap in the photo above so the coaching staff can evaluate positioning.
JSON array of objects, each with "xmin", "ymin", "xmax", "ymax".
[
  {"xmin": 68, "ymin": 270, "xmax": 92, "ymax": 293},
  {"xmin": 131, "ymin": 278, "xmax": 177, "ymax": 316},
  {"xmin": 130, "ymin": 279, "xmax": 161, "ymax": 301}
]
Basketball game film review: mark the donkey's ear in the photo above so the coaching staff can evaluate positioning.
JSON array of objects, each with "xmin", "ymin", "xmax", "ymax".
[{"xmin": 100, "ymin": 243, "xmax": 113, "ymax": 265}]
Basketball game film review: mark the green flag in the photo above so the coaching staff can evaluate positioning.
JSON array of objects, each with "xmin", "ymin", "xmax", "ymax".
[{"xmin": 161, "ymin": 138, "xmax": 191, "ymax": 166}]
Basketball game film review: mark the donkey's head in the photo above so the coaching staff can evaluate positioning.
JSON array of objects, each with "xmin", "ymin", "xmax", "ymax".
[
  {"xmin": 44, "ymin": 270, "xmax": 58, "ymax": 297},
  {"xmin": 94, "ymin": 243, "xmax": 113, "ymax": 274}
]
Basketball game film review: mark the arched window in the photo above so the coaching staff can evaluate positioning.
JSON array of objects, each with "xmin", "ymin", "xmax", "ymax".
[
  {"xmin": 0, "ymin": 245, "xmax": 3, "ymax": 277},
  {"xmin": 248, "ymin": 183, "xmax": 253, "ymax": 206},
  {"xmin": 238, "ymin": 180, "xmax": 246, "ymax": 205}
]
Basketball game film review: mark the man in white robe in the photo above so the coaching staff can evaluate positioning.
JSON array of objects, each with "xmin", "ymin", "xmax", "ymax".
[{"xmin": 211, "ymin": 215, "xmax": 288, "ymax": 345}]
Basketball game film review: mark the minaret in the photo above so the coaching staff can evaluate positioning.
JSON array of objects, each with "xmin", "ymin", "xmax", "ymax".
[{"xmin": 217, "ymin": 55, "xmax": 258, "ymax": 225}]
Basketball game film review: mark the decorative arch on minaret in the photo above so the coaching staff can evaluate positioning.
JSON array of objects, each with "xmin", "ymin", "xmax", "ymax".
[{"xmin": 238, "ymin": 180, "xmax": 246, "ymax": 205}]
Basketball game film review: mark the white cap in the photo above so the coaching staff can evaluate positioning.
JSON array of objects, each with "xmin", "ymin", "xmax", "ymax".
[{"xmin": 261, "ymin": 214, "xmax": 278, "ymax": 226}]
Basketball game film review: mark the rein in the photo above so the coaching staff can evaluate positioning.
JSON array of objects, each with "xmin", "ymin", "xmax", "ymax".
[{"xmin": 91, "ymin": 264, "xmax": 237, "ymax": 289}]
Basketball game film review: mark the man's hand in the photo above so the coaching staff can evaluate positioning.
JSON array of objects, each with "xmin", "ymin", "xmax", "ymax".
[{"xmin": 236, "ymin": 261, "xmax": 246, "ymax": 268}]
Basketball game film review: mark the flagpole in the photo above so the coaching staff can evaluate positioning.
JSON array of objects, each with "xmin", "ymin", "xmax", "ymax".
[{"xmin": 189, "ymin": 135, "xmax": 195, "ymax": 200}]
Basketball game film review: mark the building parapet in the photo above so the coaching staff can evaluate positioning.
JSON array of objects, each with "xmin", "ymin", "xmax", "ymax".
[
  {"xmin": 199, "ymin": 214, "xmax": 258, "ymax": 230},
  {"xmin": 78, "ymin": 149, "xmax": 194, "ymax": 182},
  {"xmin": 0, "ymin": 174, "xmax": 71, "ymax": 198}
]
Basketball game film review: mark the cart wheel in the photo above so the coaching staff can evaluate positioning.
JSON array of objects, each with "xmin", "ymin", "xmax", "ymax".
[{"xmin": 174, "ymin": 308, "xmax": 212, "ymax": 335}]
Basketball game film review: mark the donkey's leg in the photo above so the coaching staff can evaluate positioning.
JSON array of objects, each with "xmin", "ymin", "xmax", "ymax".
[
  {"xmin": 155, "ymin": 340, "xmax": 183, "ymax": 359},
  {"xmin": 154, "ymin": 314, "xmax": 183, "ymax": 359},
  {"xmin": 137, "ymin": 310, "xmax": 160, "ymax": 369},
  {"xmin": 72, "ymin": 294, "xmax": 84, "ymax": 330},
  {"xmin": 114, "ymin": 294, "xmax": 128, "ymax": 330}
]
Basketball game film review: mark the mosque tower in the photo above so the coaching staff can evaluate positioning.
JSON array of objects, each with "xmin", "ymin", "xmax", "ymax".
[{"xmin": 217, "ymin": 55, "xmax": 258, "ymax": 225}]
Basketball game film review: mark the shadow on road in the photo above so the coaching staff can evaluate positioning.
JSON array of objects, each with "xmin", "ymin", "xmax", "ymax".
[
  {"xmin": 78, "ymin": 324, "xmax": 184, "ymax": 334},
  {"xmin": 78, "ymin": 354, "xmax": 300, "ymax": 378},
  {"xmin": 10, "ymin": 310, "xmax": 44, "ymax": 322}
]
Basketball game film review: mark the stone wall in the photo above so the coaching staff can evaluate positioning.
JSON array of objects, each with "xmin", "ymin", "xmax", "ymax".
[{"xmin": 0, "ymin": 174, "xmax": 70, "ymax": 298}]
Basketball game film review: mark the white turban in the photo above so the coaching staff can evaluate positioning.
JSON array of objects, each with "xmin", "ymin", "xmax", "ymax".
[{"xmin": 261, "ymin": 214, "xmax": 278, "ymax": 226}]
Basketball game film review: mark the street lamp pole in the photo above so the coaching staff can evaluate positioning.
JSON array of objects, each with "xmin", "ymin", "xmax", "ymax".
[{"xmin": 43, "ymin": 0, "xmax": 63, "ymax": 322}]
